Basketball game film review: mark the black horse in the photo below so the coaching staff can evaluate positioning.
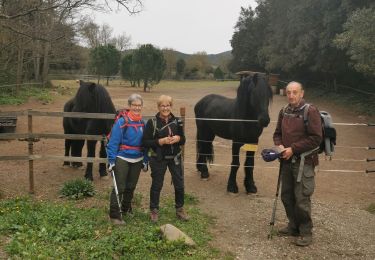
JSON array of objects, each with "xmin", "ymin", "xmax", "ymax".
[
  {"xmin": 194, "ymin": 73, "xmax": 273, "ymax": 194},
  {"xmin": 63, "ymin": 81, "xmax": 116, "ymax": 181}
]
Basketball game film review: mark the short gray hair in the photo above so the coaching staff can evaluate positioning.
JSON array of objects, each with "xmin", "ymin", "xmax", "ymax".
[{"xmin": 128, "ymin": 93, "xmax": 143, "ymax": 106}]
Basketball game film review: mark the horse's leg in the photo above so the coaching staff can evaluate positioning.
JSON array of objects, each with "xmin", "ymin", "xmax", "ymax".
[
  {"xmin": 227, "ymin": 142, "xmax": 242, "ymax": 193},
  {"xmin": 98, "ymin": 140, "xmax": 108, "ymax": 177},
  {"xmin": 71, "ymin": 139, "xmax": 84, "ymax": 168},
  {"xmin": 196, "ymin": 125, "xmax": 214, "ymax": 179},
  {"xmin": 63, "ymin": 139, "xmax": 71, "ymax": 166},
  {"xmin": 84, "ymin": 140, "xmax": 96, "ymax": 181},
  {"xmin": 244, "ymin": 150, "xmax": 257, "ymax": 194}
]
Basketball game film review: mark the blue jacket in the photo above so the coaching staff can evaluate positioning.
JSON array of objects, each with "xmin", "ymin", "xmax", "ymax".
[{"xmin": 107, "ymin": 115, "xmax": 145, "ymax": 165}]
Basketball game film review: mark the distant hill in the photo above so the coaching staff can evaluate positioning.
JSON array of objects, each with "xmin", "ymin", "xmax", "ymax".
[{"xmin": 174, "ymin": 50, "xmax": 232, "ymax": 66}]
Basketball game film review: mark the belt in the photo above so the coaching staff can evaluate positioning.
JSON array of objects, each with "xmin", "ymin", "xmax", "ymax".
[{"xmin": 296, "ymin": 147, "xmax": 320, "ymax": 183}]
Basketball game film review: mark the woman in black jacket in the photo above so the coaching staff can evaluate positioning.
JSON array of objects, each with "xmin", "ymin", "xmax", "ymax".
[{"xmin": 142, "ymin": 95, "xmax": 188, "ymax": 223}]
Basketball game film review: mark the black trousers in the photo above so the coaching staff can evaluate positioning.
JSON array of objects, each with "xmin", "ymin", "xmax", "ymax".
[
  {"xmin": 109, "ymin": 158, "xmax": 142, "ymax": 219},
  {"xmin": 149, "ymin": 156, "xmax": 184, "ymax": 210}
]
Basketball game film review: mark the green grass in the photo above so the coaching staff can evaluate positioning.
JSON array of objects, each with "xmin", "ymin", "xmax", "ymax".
[
  {"xmin": 0, "ymin": 195, "xmax": 221, "ymax": 259},
  {"xmin": 0, "ymin": 85, "xmax": 52, "ymax": 105},
  {"xmin": 366, "ymin": 203, "xmax": 375, "ymax": 214}
]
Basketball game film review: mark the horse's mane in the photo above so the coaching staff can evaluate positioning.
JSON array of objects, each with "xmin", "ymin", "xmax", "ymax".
[{"xmin": 74, "ymin": 81, "xmax": 116, "ymax": 113}]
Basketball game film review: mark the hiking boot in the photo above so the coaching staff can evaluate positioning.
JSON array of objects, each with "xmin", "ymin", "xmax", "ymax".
[
  {"xmin": 176, "ymin": 207, "xmax": 189, "ymax": 221},
  {"xmin": 278, "ymin": 226, "xmax": 300, "ymax": 237},
  {"xmin": 295, "ymin": 235, "xmax": 312, "ymax": 247},
  {"xmin": 150, "ymin": 209, "xmax": 159, "ymax": 223},
  {"xmin": 110, "ymin": 218, "xmax": 125, "ymax": 226}
]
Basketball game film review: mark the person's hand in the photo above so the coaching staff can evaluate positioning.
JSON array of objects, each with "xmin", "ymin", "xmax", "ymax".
[
  {"xmin": 280, "ymin": 147, "xmax": 293, "ymax": 160},
  {"xmin": 169, "ymin": 135, "xmax": 180, "ymax": 144},
  {"xmin": 108, "ymin": 163, "xmax": 115, "ymax": 172}
]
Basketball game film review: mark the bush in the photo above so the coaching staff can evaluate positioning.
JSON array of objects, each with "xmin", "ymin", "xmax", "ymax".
[{"xmin": 60, "ymin": 179, "xmax": 95, "ymax": 199}]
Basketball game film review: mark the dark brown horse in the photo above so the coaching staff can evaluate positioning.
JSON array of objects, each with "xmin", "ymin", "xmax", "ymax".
[
  {"xmin": 194, "ymin": 74, "xmax": 273, "ymax": 193},
  {"xmin": 63, "ymin": 81, "xmax": 116, "ymax": 181}
]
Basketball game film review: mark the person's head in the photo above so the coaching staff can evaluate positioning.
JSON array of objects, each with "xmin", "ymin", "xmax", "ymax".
[
  {"xmin": 286, "ymin": 81, "xmax": 304, "ymax": 107},
  {"xmin": 157, "ymin": 95, "xmax": 173, "ymax": 118},
  {"xmin": 128, "ymin": 93, "xmax": 143, "ymax": 115}
]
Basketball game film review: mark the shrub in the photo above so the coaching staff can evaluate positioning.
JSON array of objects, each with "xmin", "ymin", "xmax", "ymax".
[{"xmin": 60, "ymin": 179, "xmax": 95, "ymax": 199}]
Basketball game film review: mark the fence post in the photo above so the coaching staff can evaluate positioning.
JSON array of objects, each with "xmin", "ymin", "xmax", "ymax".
[
  {"xmin": 27, "ymin": 109, "xmax": 34, "ymax": 194},
  {"xmin": 180, "ymin": 107, "xmax": 186, "ymax": 161}
]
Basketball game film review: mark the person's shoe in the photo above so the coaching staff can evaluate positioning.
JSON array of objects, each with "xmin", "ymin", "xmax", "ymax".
[
  {"xmin": 150, "ymin": 209, "xmax": 159, "ymax": 223},
  {"xmin": 176, "ymin": 207, "xmax": 189, "ymax": 221},
  {"xmin": 110, "ymin": 218, "xmax": 125, "ymax": 225},
  {"xmin": 278, "ymin": 226, "xmax": 300, "ymax": 237},
  {"xmin": 295, "ymin": 235, "xmax": 312, "ymax": 247}
]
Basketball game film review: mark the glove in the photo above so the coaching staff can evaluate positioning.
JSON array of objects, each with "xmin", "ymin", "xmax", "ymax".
[{"xmin": 108, "ymin": 163, "xmax": 115, "ymax": 172}]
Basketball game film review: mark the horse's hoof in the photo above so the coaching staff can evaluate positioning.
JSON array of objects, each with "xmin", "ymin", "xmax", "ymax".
[
  {"xmin": 84, "ymin": 174, "xmax": 93, "ymax": 181},
  {"xmin": 246, "ymin": 186, "xmax": 258, "ymax": 194},
  {"xmin": 227, "ymin": 191, "xmax": 239, "ymax": 196},
  {"xmin": 201, "ymin": 177, "xmax": 209, "ymax": 181},
  {"xmin": 201, "ymin": 172, "xmax": 209, "ymax": 179},
  {"xmin": 227, "ymin": 186, "xmax": 239, "ymax": 194}
]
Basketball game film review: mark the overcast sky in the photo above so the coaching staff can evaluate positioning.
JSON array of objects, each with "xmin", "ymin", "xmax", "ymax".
[{"xmin": 92, "ymin": 0, "xmax": 257, "ymax": 54}]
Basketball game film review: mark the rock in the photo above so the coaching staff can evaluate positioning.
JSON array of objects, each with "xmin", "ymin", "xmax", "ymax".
[{"xmin": 160, "ymin": 224, "xmax": 196, "ymax": 246}]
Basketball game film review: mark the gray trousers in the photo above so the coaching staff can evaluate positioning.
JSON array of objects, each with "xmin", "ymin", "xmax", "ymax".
[
  {"xmin": 109, "ymin": 157, "xmax": 142, "ymax": 219},
  {"xmin": 280, "ymin": 160, "xmax": 315, "ymax": 236}
]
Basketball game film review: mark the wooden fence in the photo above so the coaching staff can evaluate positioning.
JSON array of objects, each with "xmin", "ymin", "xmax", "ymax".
[{"xmin": 0, "ymin": 108, "xmax": 186, "ymax": 194}]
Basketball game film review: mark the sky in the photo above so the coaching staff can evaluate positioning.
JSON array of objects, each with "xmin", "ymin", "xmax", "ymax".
[{"xmin": 92, "ymin": 0, "xmax": 257, "ymax": 54}]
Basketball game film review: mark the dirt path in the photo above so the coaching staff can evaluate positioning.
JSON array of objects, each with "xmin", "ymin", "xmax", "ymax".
[{"xmin": 1, "ymin": 81, "xmax": 374, "ymax": 259}]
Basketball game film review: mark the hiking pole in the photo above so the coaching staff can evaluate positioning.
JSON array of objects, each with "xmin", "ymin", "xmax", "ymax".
[
  {"xmin": 111, "ymin": 169, "xmax": 123, "ymax": 219},
  {"xmin": 268, "ymin": 161, "xmax": 282, "ymax": 239}
]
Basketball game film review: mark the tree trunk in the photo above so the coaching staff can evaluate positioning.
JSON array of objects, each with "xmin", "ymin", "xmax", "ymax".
[
  {"xmin": 16, "ymin": 43, "xmax": 24, "ymax": 94},
  {"xmin": 42, "ymin": 42, "xmax": 51, "ymax": 86},
  {"xmin": 143, "ymin": 80, "xmax": 148, "ymax": 92}
]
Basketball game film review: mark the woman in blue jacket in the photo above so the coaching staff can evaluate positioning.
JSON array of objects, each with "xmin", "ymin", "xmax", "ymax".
[{"xmin": 107, "ymin": 94, "xmax": 145, "ymax": 225}]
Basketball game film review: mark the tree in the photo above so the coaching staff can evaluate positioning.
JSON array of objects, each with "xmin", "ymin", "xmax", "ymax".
[
  {"xmin": 162, "ymin": 48, "xmax": 177, "ymax": 79},
  {"xmin": 132, "ymin": 44, "xmax": 166, "ymax": 92},
  {"xmin": 89, "ymin": 44, "xmax": 121, "ymax": 85},
  {"xmin": 0, "ymin": 0, "xmax": 142, "ymax": 87},
  {"xmin": 120, "ymin": 53, "xmax": 139, "ymax": 87},
  {"xmin": 334, "ymin": 7, "xmax": 375, "ymax": 77},
  {"xmin": 185, "ymin": 51, "xmax": 210, "ymax": 79},
  {"xmin": 175, "ymin": 58, "xmax": 186, "ymax": 80},
  {"xmin": 214, "ymin": 67, "xmax": 224, "ymax": 80}
]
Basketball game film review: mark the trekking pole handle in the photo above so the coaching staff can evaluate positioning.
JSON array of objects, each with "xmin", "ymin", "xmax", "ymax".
[
  {"xmin": 368, "ymin": 123, "xmax": 375, "ymax": 126},
  {"xmin": 366, "ymin": 169, "xmax": 375, "ymax": 173},
  {"xmin": 368, "ymin": 146, "xmax": 375, "ymax": 150},
  {"xmin": 367, "ymin": 158, "xmax": 375, "ymax": 162}
]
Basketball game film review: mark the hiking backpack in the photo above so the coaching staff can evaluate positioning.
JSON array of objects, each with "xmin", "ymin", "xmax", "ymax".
[{"xmin": 283, "ymin": 104, "xmax": 337, "ymax": 158}]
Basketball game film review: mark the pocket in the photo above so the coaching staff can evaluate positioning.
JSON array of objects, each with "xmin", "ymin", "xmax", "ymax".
[{"xmin": 302, "ymin": 167, "xmax": 315, "ymax": 196}]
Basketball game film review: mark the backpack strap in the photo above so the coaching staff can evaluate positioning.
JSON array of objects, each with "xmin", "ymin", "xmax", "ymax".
[{"xmin": 302, "ymin": 103, "xmax": 310, "ymax": 129}]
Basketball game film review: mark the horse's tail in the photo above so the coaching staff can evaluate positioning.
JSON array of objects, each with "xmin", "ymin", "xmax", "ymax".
[{"xmin": 196, "ymin": 128, "xmax": 214, "ymax": 164}]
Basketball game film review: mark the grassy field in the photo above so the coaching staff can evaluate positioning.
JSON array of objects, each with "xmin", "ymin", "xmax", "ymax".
[{"xmin": 0, "ymin": 193, "xmax": 229, "ymax": 259}]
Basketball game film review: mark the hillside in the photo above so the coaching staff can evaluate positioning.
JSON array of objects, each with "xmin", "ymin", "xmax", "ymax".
[{"xmin": 174, "ymin": 50, "xmax": 232, "ymax": 66}]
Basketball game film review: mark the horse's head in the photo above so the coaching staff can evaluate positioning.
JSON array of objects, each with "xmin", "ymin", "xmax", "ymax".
[
  {"xmin": 74, "ymin": 81, "xmax": 98, "ymax": 113},
  {"xmin": 238, "ymin": 73, "xmax": 273, "ymax": 128}
]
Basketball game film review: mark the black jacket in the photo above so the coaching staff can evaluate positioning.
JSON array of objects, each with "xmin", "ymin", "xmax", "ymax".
[{"xmin": 142, "ymin": 112, "xmax": 185, "ymax": 159}]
